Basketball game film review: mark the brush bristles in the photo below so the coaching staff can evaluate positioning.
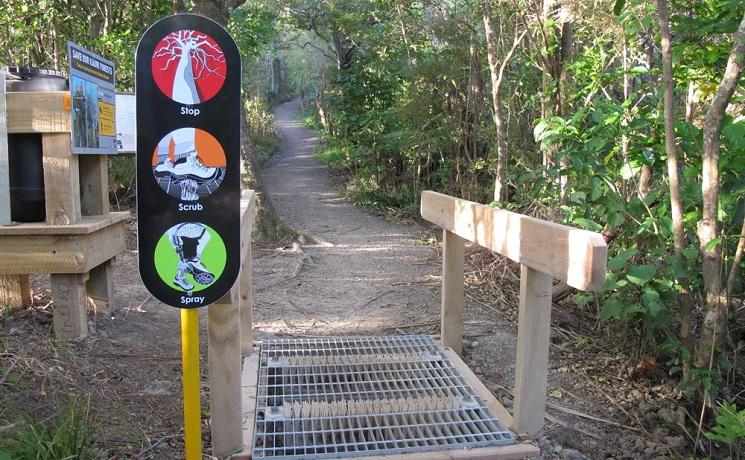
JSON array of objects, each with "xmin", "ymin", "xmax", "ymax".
[
  {"xmin": 279, "ymin": 353, "xmax": 426, "ymax": 367},
  {"xmin": 281, "ymin": 395, "xmax": 462, "ymax": 419}
]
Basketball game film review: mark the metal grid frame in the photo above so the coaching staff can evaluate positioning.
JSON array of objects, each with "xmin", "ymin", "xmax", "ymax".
[{"xmin": 253, "ymin": 335, "xmax": 515, "ymax": 459}]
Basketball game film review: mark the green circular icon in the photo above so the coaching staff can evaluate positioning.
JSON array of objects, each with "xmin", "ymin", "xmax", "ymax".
[{"xmin": 154, "ymin": 222, "xmax": 227, "ymax": 292}]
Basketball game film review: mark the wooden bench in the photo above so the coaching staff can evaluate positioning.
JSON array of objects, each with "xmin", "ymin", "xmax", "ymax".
[
  {"xmin": 421, "ymin": 191, "xmax": 607, "ymax": 439},
  {"xmin": 0, "ymin": 84, "xmax": 128, "ymax": 339}
]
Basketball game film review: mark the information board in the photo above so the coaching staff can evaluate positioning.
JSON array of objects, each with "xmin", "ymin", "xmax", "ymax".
[
  {"xmin": 136, "ymin": 14, "xmax": 241, "ymax": 308},
  {"xmin": 68, "ymin": 42, "xmax": 117, "ymax": 154}
]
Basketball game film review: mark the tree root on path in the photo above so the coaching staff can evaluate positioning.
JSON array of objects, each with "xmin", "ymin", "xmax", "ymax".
[
  {"xmin": 255, "ymin": 240, "xmax": 315, "ymax": 293},
  {"xmin": 287, "ymin": 298, "xmax": 329, "ymax": 324},
  {"xmin": 344, "ymin": 290, "xmax": 397, "ymax": 320},
  {"xmin": 291, "ymin": 241, "xmax": 315, "ymax": 278},
  {"xmin": 296, "ymin": 230, "xmax": 335, "ymax": 247}
]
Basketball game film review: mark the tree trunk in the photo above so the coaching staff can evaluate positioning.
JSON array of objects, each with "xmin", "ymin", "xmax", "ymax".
[
  {"xmin": 637, "ymin": 165, "xmax": 652, "ymax": 199},
  {"xmin": 331, "ymin": 28, "xmax": 353, "ymax": 70},
  {"xmin": 727, "ymin": 217, "xmax": 745, "ymax": 299},
  {"xmin": 637, "ymin": 31, "xmax": 657, "ymax": 203},
  {"xmin": 539, "ymin": 0, "xmax": 570, "ymax": 191},
  {"xmin": 656, "ymin": 0, "xmax": 694, "ymax": 378},
  {"xmin": 316, "ymin": 93, "xmax": 333, "ymax": 136},
  {"xmin": 482, "ymin": 0, "xmax": 508, "ymax": 202},
  {"xmin": 190, "ymin": 0, "xmax": 246, "ymax": 26},
  {"xmin": 685, "ymin": 81, "xmax": 697, "ymax": 124},
  {"xmin": 695, "ymin": 11, "xmax": 745, "ymax": 368},
  {"xmin": 172, "ymin": 0, "xmax": 187, "ymax": 13},
  {"xmin": 621, "ymin": 36, "xmax": 632, "ymax": 199},
  {"xmin": 557, "ymin": 19, "xmax": 573, "ymax": 196}
]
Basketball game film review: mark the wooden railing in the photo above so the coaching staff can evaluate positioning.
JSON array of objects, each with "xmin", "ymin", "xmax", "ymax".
[
  {"xmin": 207, "ymin": 190, "xmax": 255, "ymax": 457},
  {"xmin": 421, "ymin": 191, "xmax": 607, "ymax": 439}
]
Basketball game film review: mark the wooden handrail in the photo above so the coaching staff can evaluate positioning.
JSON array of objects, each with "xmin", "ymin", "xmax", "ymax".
[
  {"xmin": 421, "ymin": 191, "xmax": 607, "ymax": 440},
  {"xmin": 421, "ymin": 191, "xmax": 607, "ymax": 291}
]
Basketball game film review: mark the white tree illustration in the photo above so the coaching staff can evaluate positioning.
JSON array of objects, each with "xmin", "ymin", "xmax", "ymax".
[{"xmin": 153, "ymin": 30, "xmax": 225, "ymax": 104}]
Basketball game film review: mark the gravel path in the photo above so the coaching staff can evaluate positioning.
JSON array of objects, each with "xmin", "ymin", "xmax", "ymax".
[{"xmin": 252, "ymin": 99, "xmax": 442, "ymax": 336}]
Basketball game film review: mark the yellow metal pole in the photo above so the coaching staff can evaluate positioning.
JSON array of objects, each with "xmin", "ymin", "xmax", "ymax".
[{"xmin": 181, "ymin": 308, "xmax": 202, "ymax": 459}]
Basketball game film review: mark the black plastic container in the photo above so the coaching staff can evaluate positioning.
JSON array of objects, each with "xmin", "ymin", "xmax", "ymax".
[
  {"xmin": 5, "ymin": 66, "xmax": 68, "ymax": 92},
  {"xmin": 4, "ymin": 67, "xmax": 68, "ymax": 222}
]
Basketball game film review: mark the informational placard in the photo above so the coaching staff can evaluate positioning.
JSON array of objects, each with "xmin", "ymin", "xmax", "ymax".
[
  {"xmin": 67, "ymin": 42, "xmax": 117, "ymax": 154},
  {"xmin": 115, "ymin": 93, "xmax": 136, "ymax": 153},
  {"xmin": 136, "ymin": 14, "xmax": 241, "ymax": 308}
]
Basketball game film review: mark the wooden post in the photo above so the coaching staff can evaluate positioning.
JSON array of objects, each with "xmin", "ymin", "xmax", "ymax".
[
  {"xmin": 42, "ymin": 133, "xmax": 81, "ymax": 225},
  {"xmin": 239, "ymin": 192, "xmax": 255, "ymax": 354},
  {"xmin": 208, "ymin": 284, "xmax": 243, "ymax": 457},
  {"xmin": 209, "ymin": 192, "xmax": 253, "ymax": 457},
  {"xmin": 0, "ymin": 274, "xmax": 31, "ymax": 309},
  {"xmin": 0, "ymin": 72, "xmax": 10, "ymax": 225},
  {"xmin": 50, "ymin": 273, "xmax": 89, "ymax": 339},
  {"xmin": 86, "ymin": 259, "xmax": 115, "ymax": 314},
  {"xmin": 240, "ymin": 242, "xmax": 253, "ymax": 354},
  {"xmin": 441, "ymin": 229, "xmax": 466, "ymax": 355},
  {"xmin": 512, "ymin": 264, "xmax": 553, "ymax": 439},
  {"xmin": 79, "ymin": 154, "xmax": 110, "ymax": 216},
  {"xmin": 0, "ymin": 75, "xmax": 28, "ymax": 311}
]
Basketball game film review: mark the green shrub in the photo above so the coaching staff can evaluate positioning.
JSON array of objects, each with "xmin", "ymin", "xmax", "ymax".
[
  {"xmin": 705, "ymin": 402, "xmax": 745, "ymax": 457},
  {"xmin": 0, "ymin": 397, "xmax": 97, "ymax": 460},
  {"xmin": 316, "ymin": 146, "xmax": 349, "ymax": 169},
  {"xmin": 302, "ymin": 116, "xmax": 316, "ymax": 129},
  {"xmin": 245, "ymin": 96, "xmax": 280, "ymax": 163},
  {"xmin": 706, "ymin": 403, "xmax": 745, "ymax": 444},
  {"xmin": 108, "ymin": 155, "xmax": 136, "ymax": 209}
]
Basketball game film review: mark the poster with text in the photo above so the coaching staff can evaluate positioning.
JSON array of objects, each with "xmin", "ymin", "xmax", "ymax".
[{"xmin": 68, "ymin": 42, "xmax": 117, "ymax": 154}]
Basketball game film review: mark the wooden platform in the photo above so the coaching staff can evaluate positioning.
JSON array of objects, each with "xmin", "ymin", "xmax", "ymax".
[
  {"xmin": 0, "ymin": 213, "xmax": 128, "ymax": 274},
  {"xmin": 233, "ymin": 343, "xmax": 539, "ymax": 460},
  {"xmin": 0, "ymin": 212, "xmax": 128, "ymax": 235}
]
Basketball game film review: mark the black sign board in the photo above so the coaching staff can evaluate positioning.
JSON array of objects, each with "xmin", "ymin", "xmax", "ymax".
[{"xmin": 136, "ymin": 14, "xmax": 241, "ymax": 308}]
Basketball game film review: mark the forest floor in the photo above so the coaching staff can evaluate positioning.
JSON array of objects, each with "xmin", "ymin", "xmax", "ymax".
[{"xmin": 0, "ymin": 99, "xmax": 692, "ymax": 459}]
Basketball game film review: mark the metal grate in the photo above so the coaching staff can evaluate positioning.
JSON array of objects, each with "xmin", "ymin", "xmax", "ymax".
[{"xmin": 253, "ymin": 335, "xmax": 515, "ymax": 459}]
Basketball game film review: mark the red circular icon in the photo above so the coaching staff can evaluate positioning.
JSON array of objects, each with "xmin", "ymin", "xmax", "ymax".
[{"xmin": 151, "ymin": 30, "xmax": 226, "ymax": 104}]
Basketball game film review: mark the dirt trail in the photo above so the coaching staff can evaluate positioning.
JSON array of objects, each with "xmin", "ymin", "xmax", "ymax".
[
  {"xmin": 253, "ymin": 99, "xmax": 446, "ymax": 336},
  {"xmin": 254, "ymin": 99, "xmax": 521, "ymax": 384}
]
